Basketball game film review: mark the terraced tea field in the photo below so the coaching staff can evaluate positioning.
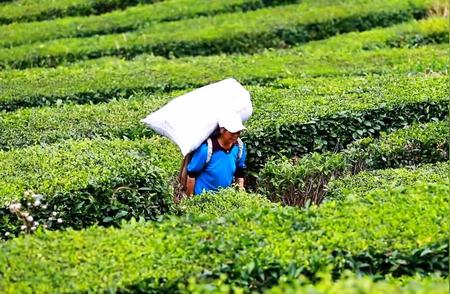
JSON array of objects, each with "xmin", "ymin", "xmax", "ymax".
[{"xmin": 0, "ymin": 0, "xmax": 448, "ymax": 292}]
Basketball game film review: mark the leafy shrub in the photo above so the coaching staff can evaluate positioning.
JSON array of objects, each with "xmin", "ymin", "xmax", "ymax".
[
  {"xmin": 0, "ymin": 137, "xmax": 180, "ymax": 239},
  {"xmin": 265, "ymin": 274, "xmax": 448, "ymax": 294},
  {"xmin": 185, "ymin": 272, "xmax": 448, "ymax": 293},
  {"xmin": 0, "ymin": 26, "xmax": 447, "ymax": 111},
  {"xmin": 348, "ymin": 120, "xmax": 448, "ymax": 169},
  {"xmin": 0, "ymin": 91, "xmax": 174, "ymax": 150},
  {"xmin": 0, "ymin": 0, "xmax": 445, "ymax": 69},
  {"xmin": 290, "ymin": 16, "xmax": 448, "ymax": 55},
  {"xmin": 1, "ymin": 75, "xmax": 446, "ymax": 158},
  {"xmin": 257, "ymin": 154, "xmax": 350, "ymax": 206},
  {"xmin": 257, "ymin": 121, "xmax": 448, "ymax": 206},
  {"xmin": 327, "ymin": 162, "xmax": 448, "ymax": 201},
  {"xmin": 0, "ymin": 0, "xmax": 299, "ymax": 48},
  {"xmin": 175, "ymin": 188, "xmax": 272, "ymax": 217},
  {"xmin": 0, "ymin": 182, "xmax": 447, "ymax": 292},
  {"xmin": 0, "ymin": 0, "xmax": 159, "ymax": 25},
  {"xmin": 245, "ymin": 99, "xmax": 447, "ymax": 172}
]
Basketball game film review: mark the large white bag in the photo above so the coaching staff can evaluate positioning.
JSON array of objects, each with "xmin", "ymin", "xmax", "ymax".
[{"xmin": 141, "ymin": 78, "xmax": 252, "ymax": 156}]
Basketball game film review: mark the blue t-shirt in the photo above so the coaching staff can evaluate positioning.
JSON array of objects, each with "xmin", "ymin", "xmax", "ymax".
[{"xmin": 187, "ymin": 138, "xmax": 247, "ymax": 195}]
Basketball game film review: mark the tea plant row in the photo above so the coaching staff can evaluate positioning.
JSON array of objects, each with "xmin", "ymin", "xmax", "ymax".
[
  {"xmin": 0, "ymin": 0, "xmax": 297, "ymax": 48},
  {"xmin": 0, "ymin": 0, "xmax": 444, "ymax": 69},
  {"xmin": 0, "ymin": 18, "xmax": 447, "ymax": 111},
  {"xmin": 0, "ymin": 0, "xmax": 158, "ymax": 25},
  {"xmin": 0, "ymin": 181, "xmax": 446, "ymax": 292}
]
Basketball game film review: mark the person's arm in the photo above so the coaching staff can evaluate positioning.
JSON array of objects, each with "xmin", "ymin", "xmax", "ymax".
[
  {"xmin": 234, "ymin": 142, "xmax": 247, "ymax": 191},
  {"xmin": 186, "ymin": 143, "xmax": 207, "ymax": 197},
  {"xmin": 186, "ymin": 176, "xmax": 196, "ymax": 197}
]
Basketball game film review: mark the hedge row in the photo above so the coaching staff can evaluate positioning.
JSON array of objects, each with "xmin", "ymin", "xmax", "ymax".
[
  {"xmin": 265, "ymin": 275, "xmax": 448, "ymax": 294},
  {"xmin": 327, "ymin": 162, "xmax": 448, "ymax": 201},
  {"xmin": 347, "ymin": 119, "xmax": 448, "ymax": 169},
  {"xmin": 290, "ymin": 16, "xmax": 448, "ymax": 56},
  {"xmin": 175, "ymin": 188, "xmax": 273, "ymax": 217},
  {"xmin": 1, "ymin": 75, "xmax": 447, "ymax": 174},
  {"xmin": 0, "ymin": 137, "xmax": 180, "ymax": 239},
  {"xmin": 0, "ymin": 0, "xmax": 298, "ymax": 48},
  {"xmin": 0, "ymin": 17, "xmax": 446, "ymax": 110},
  {"xmin": 257, "ymin": 120, "xmax": 448, "ymax": 206},
  {"xmin": 244, "ymin": 76, "xmax": 448, "ymax": 171},
  {"xmin": 0, "ymin": 91, "xmax": 173, "ymax": 150},
  {"xmin": 0, "ymin": 0, "xmax": 159, "ymax": 25},
  {"xmin": 0, "ymin": 41, "xmax": 447, "ymax": 112},
  {"xmin": 0, "ymin": 0, "xmax": 444, "ymax": 69},
  {"xmin": 187, "ymin": 273, "xmax": 448, "ymax": 293},
  {"xmin": 0, "ymin": 182, "xmax": 447, "ymax": 292},
  {"xmin": 2, "ymin": 74, "xmax": 444, "ymax": 207}
]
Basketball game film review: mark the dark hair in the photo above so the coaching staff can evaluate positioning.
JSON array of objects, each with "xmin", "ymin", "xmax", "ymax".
[{"xmin": 210, "ymin": 126, "xmax": 220, "ymax": 138}]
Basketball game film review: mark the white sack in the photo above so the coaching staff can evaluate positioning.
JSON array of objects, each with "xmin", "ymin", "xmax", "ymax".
[{"xmin": 141, "ymin": 78, "xmax": 252, "ymax": 156}]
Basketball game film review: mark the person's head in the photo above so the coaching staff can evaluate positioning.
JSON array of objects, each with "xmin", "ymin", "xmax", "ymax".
[{"xmin": 218, "ymin": 112, "xmax": 246, "ymax": 146}]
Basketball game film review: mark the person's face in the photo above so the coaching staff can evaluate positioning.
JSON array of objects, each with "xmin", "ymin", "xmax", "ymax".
[{"xmin": 220, "ymin": 128, "xmax": 241, "ymax": 145}]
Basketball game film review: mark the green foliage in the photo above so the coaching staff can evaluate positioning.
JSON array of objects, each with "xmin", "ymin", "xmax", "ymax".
[
  {"xmin": 257, "ymin": 154, "xmax": 350, "ymax": 206},
  {"xmin": 185, "ymin": 273, "xmax": 449, "ymax": 293},
  {"xmin": 266, "ymin": 274, "xmax": 448, "ymax": 294},
  {"xmin": 291, "ymin": 16, "xmax": 448, "ymax": 55},
  {"xmin": 348, "ymin": 120, "xmax": 448, "ymax": 169},
  {"xmin": 0, "ymin": 182, "xmax": 447, "ymax": 292},
  {"xmin": 0, "ymin": 1, "xmax": 448, "ymax": 290},
  {"xmin": 0, "ymin": 137, "xmax": 180, "ymax": 239},
  {"xmin": 257, "ymin": 121, "xmax": 448, "ymax": 205},
  {"xmin": 0, "ymin": 0, "xmax": 298, "ymax": 48},
  {"xmin": 0, "ymin": 0, "xmax": 446, "ymax": 69},
  {"xmin": 327, "ymin": 162, "xmax": 448, "ymax": 201},
  {"xmin": 176, "ymin": 188, "xmax": 272, "ymax": 217},
  {"xmin": 1, "ymin": 75, "xmax": 446, "ymax": 160},
  {"xmin": 0, "ymin": 0, "xmax": 159, "ymax": 25},
  {"xmin": 0, "ymin": 20, "xmax": 447, "ymax": 111},
  {"xmin": 0, "ymin": 91, "xmax": 174, "ymax": 150},
  {"xmin": 244, "ymin": 81, "xmax": 448, "ymax": 171}
]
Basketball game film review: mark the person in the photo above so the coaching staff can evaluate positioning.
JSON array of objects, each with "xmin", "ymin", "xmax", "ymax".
[{"xmin": 186, "ymin": 112, "xmax": 247, "ymax": 196}]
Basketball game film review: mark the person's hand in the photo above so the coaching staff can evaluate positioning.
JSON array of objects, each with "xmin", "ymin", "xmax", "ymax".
[{"xmin": 236, "ymin": 177, "xmax": 245, "ymax": 191}]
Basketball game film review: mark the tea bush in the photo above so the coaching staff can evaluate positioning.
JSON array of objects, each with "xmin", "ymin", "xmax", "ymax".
[
  {"xmin": 1, "ymin": 75, "xmax": 446, "ymax": 177},
  {"xmin": 1, "ymin": 0, "xmax": 447, "ymax": 291},
  {"xmin": 257, "ymin": 121, "xmax": 448, "ymax": 205},
  {"xmin": 265, "ymin": 274, "xmax": 448, "ymax": 294},
  {"xmin": 244, "ymin": 77, "xmax": 447, "ymax": 171},
  {"xmin": 291, "ymin": 16, "xmax": 448, "ymax": 55},
  {"xmin": 0, "ymin": 182, "xmax": 446, "ymax": 292},
  {"xmin": 0, "ymin": 44, "xmax": 446, "ymax": 112},
  {"xmin": 0, "ymin": 91, "xmax": 174, "ymax": 150},
  {"xmin": 0, "ymin": 0, "xmax": 159, "ymax": 25},
  {"xmin": 0, "ymin": 137, "xmax": 180, "ymax": 239},
  {"xmin": 0, "ymin": 0, "xmax": 298, "ymax": 48},
  {"xmin": 0, "ymin": 17, "xmax": 447, "ymax": 110},
  {"xmin": 176, "ymin": 188, "xmax": 272, "ymax": 217},
  {"xmin": 1, "ymin": 75, "xmax": 447, "ymax": 157},
  {"xmin": 186, "ymin": 273, "xmax": 448, "ymax": 293},
  {"xmin": 327, "ymin": 162, "xmax": 448, "ymax": 201},
  {"xmin": 0, "ymin": 0, "xmax": 442, "ymax": 69},
  {"xmin": 348, "ymin": 120, "xmax": 448, "ymax": 169}
]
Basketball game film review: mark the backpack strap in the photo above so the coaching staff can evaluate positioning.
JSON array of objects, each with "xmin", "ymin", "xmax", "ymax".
[
  {"xmin": 204, "ymin": 137, "xmax": 243, "ymax": 168},
  {"xmin": 206, "ymin": 138, "xmax": 213, "ymax": 165},
  {"xmin": 236, "ymin": 138, "xmax": 244, "ymax": 162}
]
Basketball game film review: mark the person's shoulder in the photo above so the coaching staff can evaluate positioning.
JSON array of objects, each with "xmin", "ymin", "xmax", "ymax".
[{"xmin": 197, "ymin": 141, "xmax": 209, "ymax": 153}]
